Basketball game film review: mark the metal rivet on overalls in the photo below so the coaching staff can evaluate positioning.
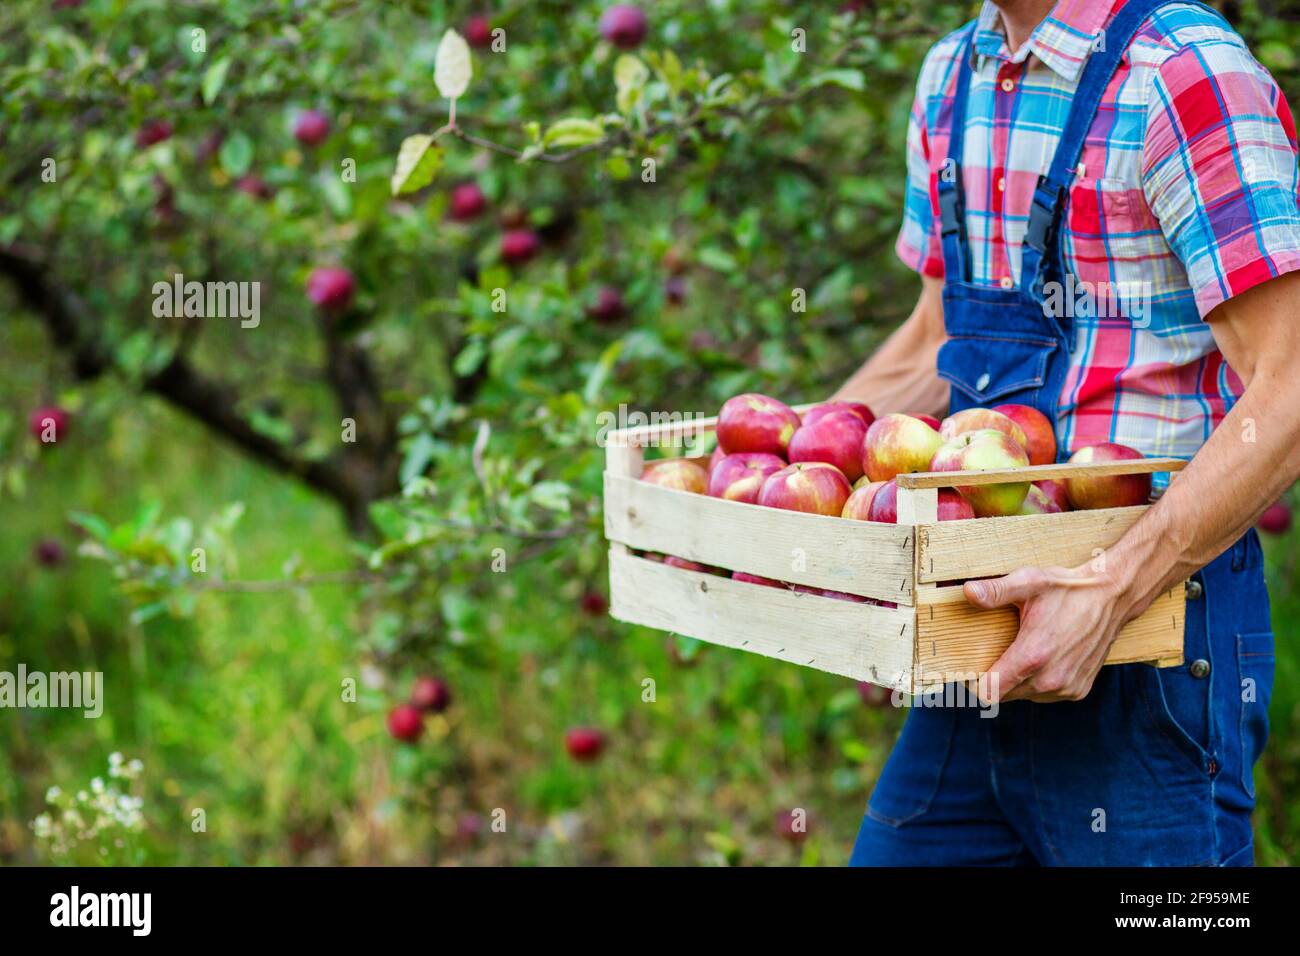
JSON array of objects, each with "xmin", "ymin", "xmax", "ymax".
[
  {"xmin": 1186, "ymin": 580, "xmax": 1203, "ymax": 600},
  {"xmin": 1190, "ymin": 659, "xmax": 1210, "ymax": 679},
  {"xmin": 976, "ymin": 372, "xmax": 991, "ymax": 392}
]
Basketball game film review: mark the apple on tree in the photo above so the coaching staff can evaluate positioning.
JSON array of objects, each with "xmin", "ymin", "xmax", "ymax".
[
  {"xmin": 29, "ymin": 406, "xmax": 69, "ymax": 444},
  {"xmin": 599, "ymin": 4, "xmax": 648, "ymax": 49},
  {"xmin": 757, "ymin": 461, "xmax": 852, "ymax": 516},
  {"xmin": 410, "ymin": 676, "xmax": 451, "ymax": 713},
  {"xmin": 716, "ymin": 393, "xmax": 801, "ymax": 457},
  {"xmin": 1258, "ymin": 500, "xmax": 1292, "ymax": 535},
  {"xmin": 306, "ymin": 266, "xmax": 355, "ymax": 313},
  {"xmin": 387, "ymin": 704, "xmax": 424, "ymax": 743},
  {"xmin": 565, "ymin": 727, "xmax": 606, "ymax": 762},
  {"xmin": 293, "ymin": 109, "xmax": 331, "ymax": 147},
  {"xmin": 463, "ymin": 14, "xmax": 493, "ymax": 48},
  {"xmin": 448, "ymin": 182, "xmax": 487, "ymax": 221},
  {"xmin": 500, "ymin": 229, "xmax": 541, "ymax": 265},
  {"xmin": 1065, "ymin": 443, "xmax": 1151, "ymax": 509}
]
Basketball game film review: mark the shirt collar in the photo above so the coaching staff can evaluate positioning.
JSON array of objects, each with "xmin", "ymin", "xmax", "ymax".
[{"xmin": 971, "ymin": 0, "xmax": 1122, "ymax": 82}]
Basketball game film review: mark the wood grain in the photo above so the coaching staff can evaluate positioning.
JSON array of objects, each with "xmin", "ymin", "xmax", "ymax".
[
  {"xmin": 895, "ymin": 457, "xmax": 1186, "ymax": 489},
  {"xmin": 917, "ymin": 506, "xmax": 1149, "ymax": 583},
  {"xmin": 604, "ymin": 472, "xmax": 915, "ymax": 604},
  {"xmin": 608, "ymin": 548, "xmax": 917, "ymax": 689}
]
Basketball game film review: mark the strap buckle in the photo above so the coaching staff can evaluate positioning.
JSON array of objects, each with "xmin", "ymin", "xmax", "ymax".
[
  {"xmin": 938, "ymin": 181, "xmax": 963, "ymax": 237},
  {"xmin": 1024, "ymin": 175, "xmax": 1065, "ymax": 255}
]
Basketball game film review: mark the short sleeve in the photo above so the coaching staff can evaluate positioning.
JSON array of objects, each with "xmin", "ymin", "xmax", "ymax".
[
  {"xmin": 1141, "ymin": 38, "xmax": 1300, "ymax": 317},
  {"xmin": 895, "ymin": 76, "xmax": 945, "ymax": 278}
]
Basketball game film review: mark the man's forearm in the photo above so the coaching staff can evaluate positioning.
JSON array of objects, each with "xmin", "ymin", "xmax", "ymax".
[{"xmin": 1107, "ymin": 368, "xmax": 1300, "ymax": 620}]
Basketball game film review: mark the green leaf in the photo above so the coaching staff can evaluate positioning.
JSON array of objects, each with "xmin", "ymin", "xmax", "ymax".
[
  {"xmin": 529, "ymin": 480, "xmax": 571, "ymax": 514},
  {"xmin": 695, "ymin": 246, "xmax": 738, "ymax": 273},
  {"xmin": 400, "ymin": 432, "xmax": 436, "ymax": 486},
  {"xmin": 583, "ymin": 340, "xmax": 624, "ymax": 404},
  {"xmin": 219, "ymin": 131, "xmax": 253, "ymax": 177},
  {"xmin": 68, "ymin": 511, "xmax": 113, "ymax": 544},
  {"xmin": 542, "ymin": 118, "xmax": 605, "ymax": 149},
  {"xmin": 614, "ymin": 54, "xmax": 650, "ymax": 113},
  {"xmin": 810, "ymin": 69, "xmax": 865, "ymax": 92},
  {"xmin": 201, "ymin": 56, "xmax": 231, "ymax": 106},
  {"xmin": 434, "ymin": 28, "xmax": 472, "ymax": 100},
  {"xmin": 390, "ymin": 133, "xmax": 443, "ymax": 196},
  {"xmin": 453, "ymin": 338, "xmax": 486, "ymax": 377}
]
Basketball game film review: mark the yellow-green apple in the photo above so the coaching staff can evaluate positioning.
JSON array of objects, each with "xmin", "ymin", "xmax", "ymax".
[
  {"xmin": 717, "ymin": 393, "xmax": 801, "ymax": 456},
  {"xmin": 1035, "ymin": 479, "xmax": 1071, "ymax": 512},
  {"xmin": 640, "ymin": 459, "xmax": 708, "ymax": 494},
  {"xmin": 940, "ymin": 428, "xmax": 1030, "ymax": 517},
  {"xmin": 732, "ymin": 570, "xmax": 782, "ymax": 588},
  {"xmin": 939, "ymin": 407, "xmax": 1028, "ymax": 452},
  {"xmin": 842, "ymin": 480, "xmax": 886, "ymax": 520},
  {"xmin": 1064, "ymin": 443, "xmax": 1151, "ymax": 509},
  {"xmin": 802, "ymin": 400, "xmax": 875, "ymax": 428},
  {"xmin": 708, "ymin": 452, "xmax": 786, "ymax": 503},
  {"xmin": 757, "ymin": 461, "xmax": 852, "ymax": 516},
  {"xmin": 867, "ymin": 480, "xmax": 974, "ymax": 523},
  {"xmin": 862, "ymin": 413, "xmax": 944, "ymax": 482},
  {"xmin": 788, "ymin": 410, "xmax": 868, "ymax": 481},
  {"xmin": 993, "ymin": 403, "xmax": 1056, "ymax": 466},
  {"xmin": 1018, "ymin": 483, "xmax": 1064, "ymax": 515}
]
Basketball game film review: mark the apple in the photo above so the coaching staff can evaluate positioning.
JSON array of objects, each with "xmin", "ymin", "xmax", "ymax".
[
  {"xmin": 757, "ymin": 462, "xmax": 851, "ymax": 516},
  {"xmin": 939, "ymin": 408, "xmax": 1028, "ymax": 452},
  {"xmin": 640, "ymin": 459, "xmax": 708, "ymax": 494},
  {"xmin": 1018, "ymin": 483, "xmax": 1064, "ymax": 515},
  {"xmin": 909, "ymin": 413, "xmax": 942, "ymax": 431},
  {"xmin": 599, "ymin": 5, "xmax": 647, "ymax": 48},
  {"xmin": 500, "ymin": 229, "xmax": 541, "ymax": 264},
  {"xmin": 586, "ymin": 286, "xmax": 627, "ymax": 323},
  {"xmin": 775, "ymin": 809, "xmax": 810, "ymax": 843},
  {"xmin": 732, "ymin": 570, "xmax": 783, "ymax": 588},
  {"xmin": 716, "ymin": 393, "xmax": 801, "ymax": 456},
  {"xmin": 1258, "ymin": 501, "xmax": 1292, "ymax": 535},
  {"xmin": 306, "ymin": 266, "xmax": 355, "ymax": 312},
  {"xmin": 565, "ymin": 727, "xmax": 606, "ymax": 762},
  {"xmin": 663, "ymin": 555, "xmax": 720, "ymax": 573},
  {"xmin": 449, "ymin": 182, "xmax": 487, "ymax": 221},
  {"xmin": 33, "ymin": 538, "xmax": 67, "ymax": 568},
  {"xmin": 580, "ymin": 590, "xmax": 609, "ymax": 616},
  {"xmin": 818, "ymin": 588, "xmax": 869, "ymax": 603},
  {"xmin": 842, "ymin": 480, "xmax": 885, "ymax": 520},
  {"xmin": 410, "ymin": 676, "xmax": 451, "ymax": 713},
  {"xmin": 857, "ymin": 681, "xmax": 893, "ymax": 707},
  {"xmin": 708, "ymin": 445, "xmax": 727, "ymax": 474},
  {"xmin": 293, "ymin": 109, "xmax": 330, "ymax": 147},
  {"xmin": 788, "ymin": 410, "xmax": 868, "ymax": 481},
  {"xmin": 868, "ymin": 481, "xmax": 975, "ymax": 522},
  {"xmin": 29, "ymin": 406, "xmax": 69, "ymax": 444},
  {"xmin": 664, "ymin": 276, "xmax": 687, "ymax": 306},
  {"xmin": 708, "ymin": 452, "xmax": 786, "ymax": 503},
  {"xmin": 993, "ymin": 403, "xmax": 1056, "ymax": 466},
  {"xmin": 1065, "ymin": 443, "xmax": 1151, "ymax": 510},
  {"xmin": 387, "ymin": 704, "xmax": 424, "ymax": 743},
  {"xmin": 1035, "ymin": 479, "xmax": 1071, "ymax": 512},
  {"xmin": 135, "ymin": 119, "xmax": 173, "ymax": 149},
  {"xmin": 862, "ymin": 413, "xmax": 944, "ymax": 482},
  {"xmin": 463, "ymin": 14, "xmax": 493, "ymax": 48},
  {"xmin": 234, "ymin": 174, "xmax": 274, "ymax": 200},
  {"xmin": 943, "ymin": 428, "xmax": 1030, "ymax": 517},
  {"xmin": 803, "ymin": 400, "xmax": 875, "ymax": 428}
]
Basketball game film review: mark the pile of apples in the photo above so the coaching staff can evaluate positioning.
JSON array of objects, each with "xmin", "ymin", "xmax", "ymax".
[{"xmin": 640, "ymin": 393, "xmax": 1153, "ymax": 527}]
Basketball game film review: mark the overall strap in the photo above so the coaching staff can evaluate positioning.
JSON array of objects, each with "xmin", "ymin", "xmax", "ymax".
[
  {"xmin": 1019, "ymin": 0, "xmax": 1213, "ymax": 301},
  {"xmin": 937, "ymin": 23, "xmax": 979, "ymax": 285}
]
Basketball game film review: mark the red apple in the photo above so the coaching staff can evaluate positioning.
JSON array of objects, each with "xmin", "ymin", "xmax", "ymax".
[
  {"xmin": 841, "ymin": 480, "xmax": 886, "ymax": 520},
  {"xmin": 135, "ymin": 119, "xmax": 173, "ymax": 149},
  {"xmin": 500, "ymin": 229, "xmax": 541, "ymax": 264},
  {"xmin": 708, "ymin": 445, "xmax": 727, "ymax": 474},
  {"xmin": 663, "ymin": 555, "xmax": 721, "ymax": 573},
  {"xmin": 944, "ymin": 428, "xmax": 1030, "ymax": 517},
  {"xmin": 775, "ymin": 810, "xmax": 811, "ymax": 843},
  {"xmin": 867, "ymin": 481, "xmax": 974, "ymax": 522},
  {"xmin": 565, "ymin": 727, "xmax": 606, "ymax": 762},
  {"xmin": 234, "ymin": 174, "xmax": 274, "ymax": 200},
  {"xmin": 586, "ymin": 286, "xmax": 627, "ymax": 323},
  {"xmin": 1258, "ymin": 501, "xmax": 1292, "ymax": 535},
  {"xmin": 732, "ymin": 570, "xmax": 783, "ymax": 588},
  {"xmin": 640, "ymin": 459, "xmax": 708, "ymax": 494},
  {"xmin": 857, "ymin": 681, "xmax": 893, "ymax": 707},
  {"xmin": 29, "ymin": 406, "xmax": 69, "ymax": 444},
  {"xmin": 599, "ymin": 4, "xmax": 647, "ymax": 48},
  {"xmin": 802, "ymin": 401, "xmax": 875, "ymax": 428},
  {"xmin": 387, "ymin": 704, "xmax": 424, "ymax": 742},
  {"xmin": 937, "ymin": 489, "xmax": 977, "ymax": 521},
  {"xmin": 33, "ymin": 538, "xmax": 67, "ymax": 567},
  {"xmin": 757, "ymin": 462, "xmax": 851, "ymax": 516},
  {"xmin": 788, "ymin": 410, "xmax": 868, "ymax": 481},
  {"xmin": 410, "ymin": 676, "xmax": 451, "ymax": 713},
  {"xmin": 1035, "ymin": 479, "xmax": 1071, "ymax": 512},
  {"xmin": 708, "ymin": 452, "xmax": 786, "ymax": 503},
  {"xmin": 1065, "ymin": 443, "xmax": 1151, "ymax": 510},
  {"xmin": 1018, "ymin": 483, "xmax": 1064, "ymax": 515},
  {"xmin": 449, "ymin": 182, "xmax": 487, "ymax": 221},
  {"xmin": 716, "ymin": 393, "xmax": 801, "ymax": 456},
  {"xmin": 908, "ymin": 413, "xmax": 942, "ymax": 431},
  {"xmin": 306, "ymin": 266, "xmax": 355, "ymax": 312},
  {"xmin": 293, "ymin": 109, "xmax": 330, "ymax": 147},
  {"xmin": 580, "ymin": 590, "xmax": 608, "ymax": 616},
  {"xmin": 818, "ymin": 588, "xmax": 869, "ymax": 603},
  {"xmin": 939, "ymin": 408, "xmax": 1028, "ymax": 452},
  {"xmin": 862, "ymin": 413, "xmax": 944, "ymax": 482},
  {"xmin": 463, "ymin": 14, "xmax": 493, "ymax": 48},
  {"xmin": 993, "ymin": 403, "xmax": 1056, "ymax": 466}
]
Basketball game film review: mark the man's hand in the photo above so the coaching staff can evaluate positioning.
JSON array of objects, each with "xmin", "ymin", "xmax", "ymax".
[{"xmin": 963, "ymin": 564, "xmax": 1133, "ymax": 704}]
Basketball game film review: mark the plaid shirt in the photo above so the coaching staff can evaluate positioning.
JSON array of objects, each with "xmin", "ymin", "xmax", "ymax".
[{"xmin": 898, "ymin": 0, "xmax": 1300, "ymax": 462}]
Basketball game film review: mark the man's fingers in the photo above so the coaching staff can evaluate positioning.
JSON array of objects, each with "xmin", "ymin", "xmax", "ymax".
[
  {"xmin": 963, "ymin": 567, "xmax": 1049, "ymax": 610},
  {"xmin": 981, "ymin": 637, "xmax": 1047, "ymax": 704}
]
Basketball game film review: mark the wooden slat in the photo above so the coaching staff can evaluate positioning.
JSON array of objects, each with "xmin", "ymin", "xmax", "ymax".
[
  {"xmin": 913, "ymin": 584, "xmax": 1185, "ymax": 684},
  {"xmin": 608, "ymin": 549, "xmax": 917, "ymax": 689},
  {"xmin": 895, "ymin": 457, "xmax": 1186, "ymax": 489},
  {"xmin": 917, "ymin": 506, "xmax": 1148, "ymax": 583},
  {"xmin": 604, "ymin": 472, "xmax": 915, "ymax": 604}
]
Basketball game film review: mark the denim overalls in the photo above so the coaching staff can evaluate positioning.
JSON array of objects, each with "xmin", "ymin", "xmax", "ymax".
[{"xmin": 850, "ymin": 0, "xmax": 1275, "ymax": 866}]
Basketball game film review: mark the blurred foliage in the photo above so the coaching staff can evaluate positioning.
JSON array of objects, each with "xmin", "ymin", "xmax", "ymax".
[{"xmin": 1, "ymin": 0, "xmax": 1298, "ymax": 865}]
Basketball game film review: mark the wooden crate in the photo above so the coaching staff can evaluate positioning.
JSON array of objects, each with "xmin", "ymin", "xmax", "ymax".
[{"xmin": 604, "ymin": 410, "xmax": 1186, "ymax": 693}]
